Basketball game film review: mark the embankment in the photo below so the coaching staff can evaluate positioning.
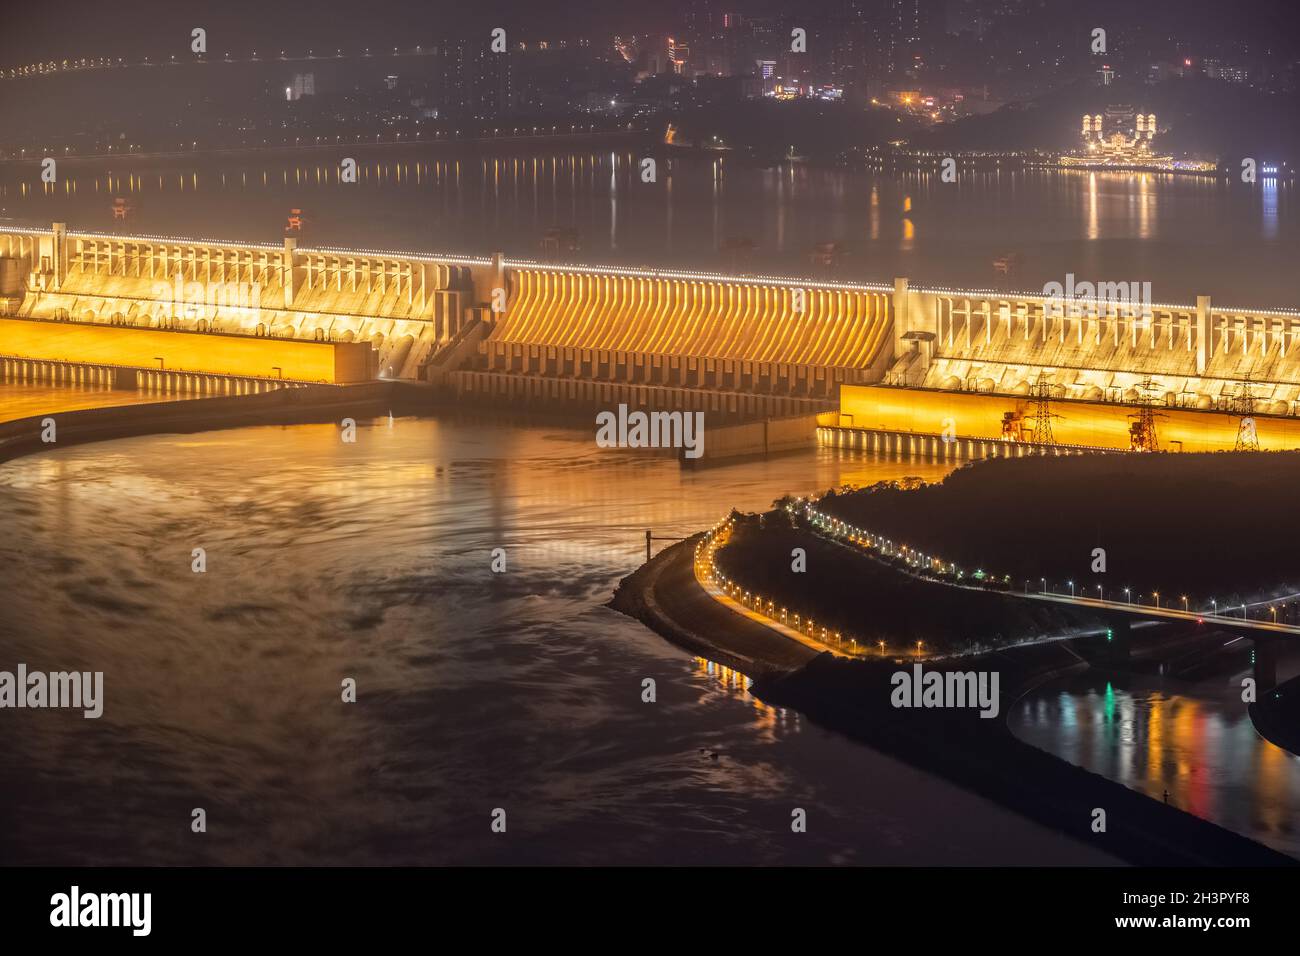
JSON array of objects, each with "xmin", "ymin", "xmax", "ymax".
[
  {"xmin": 681, "ymin": 413, "xmax": 827, "ymax": 466},
  {"xmin": 0, "ymin": 381, "xmax": 406, "ymax": 465},
  {"xmin": 714, "ymin": 512, "xmax": 1108, "ymax": 654},
  {"xmin": 816, "ymin": 453, "xmax": 1300, "ymax": 601},
  {"xmin": 614, "ymin": 535, "xmax": 1293, "ymax": 866},
  {"xmin": 610, "ymin": 534, "xmax": 821, "ymax": 676},
  {"xmin": 1249, "ymin": 673, "xmax": 1300, "ymax": 757}
]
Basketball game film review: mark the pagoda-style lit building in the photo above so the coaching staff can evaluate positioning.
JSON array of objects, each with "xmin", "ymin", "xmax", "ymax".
[
  {"xmin": 1059, "ymin": 104, "xmax": 1210, "ymax": 170},
  {"xmin": 1068, "ymin": 105, "xmax": 1167, "ymax": 164}
]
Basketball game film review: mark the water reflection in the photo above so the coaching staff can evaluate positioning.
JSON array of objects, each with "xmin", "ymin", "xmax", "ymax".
[
  {"xmin": 2, "ymin": 149, "xmax": 1293, "ymax": 305},
  {"xmin": 1087, "ymin": 172, "xmax": 1099, "ymax": 240},
  {"xmin": 14, "ymin": 406, "xmax": 1076, "ymax": 866},
  {"xmin": 1263, "ymin": 175, "xmax": 1280, "ymax": 239},
  {"xmin": 692, "ymin": 656, "xmax": 803, "ymax": 740},
  {"xmin": 0, "ymin": 380, "xmax": 200, "ymax": 422},
  {"xmin": 1011, "ymin": 676, "xmax": 1300, "ymax": 858}
]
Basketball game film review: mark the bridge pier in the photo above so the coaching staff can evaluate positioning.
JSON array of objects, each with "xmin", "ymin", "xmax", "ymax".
[{"xmin": 1254, "ymin": 639, "xmax": 1278, "ymax": 691}]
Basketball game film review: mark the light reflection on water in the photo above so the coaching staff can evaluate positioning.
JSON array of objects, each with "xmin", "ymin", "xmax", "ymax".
[
  {"xmin": 0, "ymin": 404, "xmax": 1118, "ymax": 865},
  {"xmin": 0, "ymin": 381, "xmax": 195, "ymax": 423},
  {"xmin": 1010, "ymin": 676, "xmax": 1300, "ymax": 858},
  {"xmin": 692, "ymin": 656, "xmax": 801, "ymax": 742},
  {"xmin": 3, "ymin": 148, "xmax": 1295, "ymax": 305}
]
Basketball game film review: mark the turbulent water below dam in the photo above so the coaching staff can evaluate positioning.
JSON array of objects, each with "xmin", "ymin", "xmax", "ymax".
[
  {"xmin": 0, "ymin": 383, "xmax": 1295, "ymax": 863},
  {"xmin": 0, "ymin": 406, "xmax": 1131, "ymax": 866}
]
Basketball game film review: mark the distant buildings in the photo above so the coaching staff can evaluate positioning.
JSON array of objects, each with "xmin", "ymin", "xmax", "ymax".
[
  {"xmin": 1202, "ymin": 58, "xmax": 1250, "ymax": 84},
  {"xmin": 287, "ymin": 73, "xmax": 314, "ymax": 101},
  {"xmin": 436, "ymin": 40, "xmax": 513, "ymax": 121},
  {"xmin": 644, "ymin": 0, "xmax": 947, "ymax": 103}
]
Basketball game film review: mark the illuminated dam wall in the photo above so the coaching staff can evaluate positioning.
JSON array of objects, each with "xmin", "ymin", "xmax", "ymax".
[
  {"xmin": 483, "ymin": 267, "xmax": 894, "ymax": 396},
  {"xmin": 892, "ymin": 285, "xmax": 1300, "ymax": 414},
  {"xmin": 839, "ymin": 384, "xmax": 1300, "ymax": 453},
  {"xmin": 0, "ymin": 224, "xmax": 484, "ymax": 382},
  {"xmin": 0, "ymin": 225, "xmax": 896, "ymax": 400},
  {"xmin": 4, "ymin": 224, "xmax": 1300, "ymax": 426},
  {"xmin": 0, "ymin": 317, "xmax": 374, "ymax": 383}
]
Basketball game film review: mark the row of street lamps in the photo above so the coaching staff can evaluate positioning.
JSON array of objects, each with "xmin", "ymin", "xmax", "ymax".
[
  {"xmin": 804, "ymin": 500, "xmax": 1291, "ymax": 630},
  {"xmin": 1029, "ymin": 579, "xmax": 1284, "ymax": 623}
]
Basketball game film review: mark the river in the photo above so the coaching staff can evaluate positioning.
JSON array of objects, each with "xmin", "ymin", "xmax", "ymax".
[
  {"xmin": 2, "ymin": 143, "xmax": 1295, "ymax": 307},
  {"xmin": 1010, "ymin": 667, "xmax": 1300, "ymax": 859},
  {"xmin": 0, "ymin": 408, "xmax": 1125, "ymax": 865},
  {"xmin": 0, "ymin": 380, "xmax": 202, "ymax": 423}
]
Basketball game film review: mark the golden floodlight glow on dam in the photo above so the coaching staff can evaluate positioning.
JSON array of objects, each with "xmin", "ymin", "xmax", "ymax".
[
  {"xmin": 0, "ymin": 316, "xmax": 374, "ymax": 383},
  {"xmin": 495, "ymin": 269, "xmax": 893, "ymax": 369},
  {"xmin": 3, "ymin": 225, "xmax": 1300, "ymax": 450}
]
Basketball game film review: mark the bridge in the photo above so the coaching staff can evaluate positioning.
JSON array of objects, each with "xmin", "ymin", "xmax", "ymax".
[
  {"xmin": 802, "ymin": 502, "xmax": 1295, "ymax": 688},
  {"xmin": 1015, "ymin": 589, "xmax": 1299, "ymax": 637},
  {"xmin": 4, "ymin": 222, "xmax": 1300, "ymax": 447}
]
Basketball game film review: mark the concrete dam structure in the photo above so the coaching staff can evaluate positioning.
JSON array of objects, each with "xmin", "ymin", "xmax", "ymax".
[
  {"xmin": 893, "ymin": 284, "xmax": 1300, "ymax": 414},
  {"xmin": 3, "ymin": 223, "xmax": 1300, "ymax": 447},
  {"xmin": 0, "ymin": 224, "xmax": 482, "ymax": 385},
  {"xmin": 484, "ymin": 267, "xmax": 894, "ymax": 398}
]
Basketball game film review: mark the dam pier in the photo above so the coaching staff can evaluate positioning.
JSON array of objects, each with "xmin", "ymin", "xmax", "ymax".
[{"xmin": 3, "ymin": 222, "xmax": 1300, "ymax": 455}]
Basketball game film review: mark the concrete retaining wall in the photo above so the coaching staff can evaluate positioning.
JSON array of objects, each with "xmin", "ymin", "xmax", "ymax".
[
  {"xmin": 840, "ymin": 383, "xmax": 1300, "ymax": 453},
  {"xmin": 0, "ymin": 381, "xmax": 396, "ymax": 464},
  {"xmin": 0, "ymin": 316, "xmax": 376, "ymax": 383},
  {"xmin": 690, "ymin": 414, "xmax": 823, "ymax": 465},
  {"xmin": 445, "ymin": 370, "xmax": 835, "ymax": 421}
]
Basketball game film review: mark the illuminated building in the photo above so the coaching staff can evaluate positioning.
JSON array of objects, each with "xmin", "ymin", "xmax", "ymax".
[
  {"xmin": 1081, "ymin": 105, "xmax": 1157, "ymax": 149},
  {"xmin": 437, "ymin": 40, "xmax": 513, "ymax": 121},
  {"xmin": 1062, "ymin": 105, "xmax": 1189, "ymax": 170}
]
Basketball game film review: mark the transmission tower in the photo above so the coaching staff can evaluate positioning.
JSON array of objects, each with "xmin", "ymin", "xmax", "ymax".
[
  {"xmin": 1025, "ymin": 374, "xmax": 1061, "ymax": 446},
  {"xmin": 1231, "ymin": 380, "xmax": 1260, "ymax": 452},
  {"xmin": 1127, "ymin": 378, "xmax": 1166, "ymax": 452}
]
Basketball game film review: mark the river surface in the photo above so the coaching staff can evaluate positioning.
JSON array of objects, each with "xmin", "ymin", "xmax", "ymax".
[
  {"xmin": 1010, "ymin": 669, "xmax": 1300, "ymax": 859},
  {"xmin": 0, "ymin": 406, "xmax": 1127, "ymax": 865},
  {"xmin": 2, "ymin": 143, "xmax": 1296, "ymax": 307},
  {"xmin": 0, "ymin": 380, "xmax": 195, "ymax": 423}
]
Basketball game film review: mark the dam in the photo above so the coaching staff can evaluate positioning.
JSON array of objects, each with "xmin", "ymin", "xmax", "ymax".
[{"xmin": 3, "ymin": 222, "xmax": 1300, "ymax": 449}]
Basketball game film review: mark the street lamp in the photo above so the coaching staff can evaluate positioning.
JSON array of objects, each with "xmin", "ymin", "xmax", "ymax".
[
  {"xmin": 1125, "ymin": 587, "xmax": 1131, "ymax": 603},
  {"xmin": 1096, "ymin": 583, "xmax": 1103, "ymax": 601},
  {"xmin": 1182, "ymin": 595, "xmax": 1189, "ymax": 611},
  {"xmin": 1153, "ymin": 591, "xmax": 1160, "ymax": 609},
  {"xmin": 1271, "ymin": 606, "xmax": 1277, "ymax": 623},
  {"xmin": 1212, "ymin": 599, "xmax": 1217, "ymax": 615},
  {"xmin": 1069, "ymin": 580, "xmax": 1075, "ymax": 597},
  {"xmin": 1040, "ymin": 577, "xmax": 1046, "ymax": 594}
]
